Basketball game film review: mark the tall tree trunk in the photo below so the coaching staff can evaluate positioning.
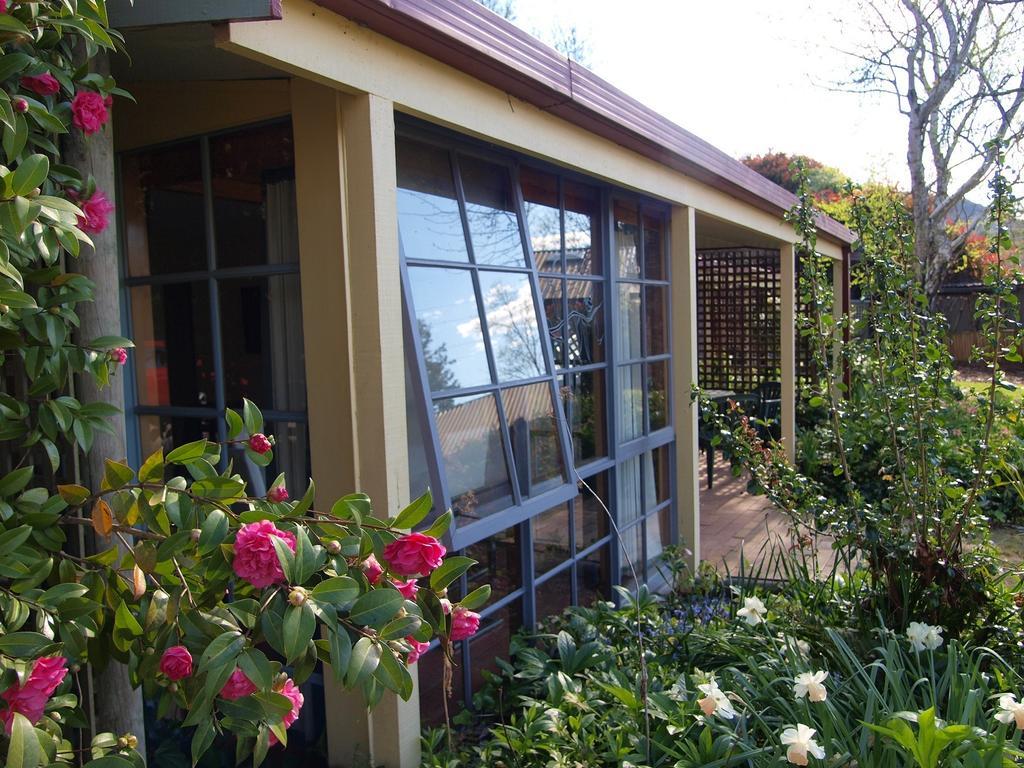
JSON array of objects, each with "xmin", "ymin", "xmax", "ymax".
[
  {"xmin": 907, "ymin": 112, "xmax": 932, "ymax": 288},
  {"xmin": 61, "ymin": 50, "xmax": 147, "ymax": 753}
]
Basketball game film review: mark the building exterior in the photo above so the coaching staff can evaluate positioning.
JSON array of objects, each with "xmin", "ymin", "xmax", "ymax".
[{"xmin": 107, "ymin": 1, "xmax": 854, "ymax": 765}]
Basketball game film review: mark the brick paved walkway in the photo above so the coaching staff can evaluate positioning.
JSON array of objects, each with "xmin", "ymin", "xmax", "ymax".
[{"xmin": 698, "ymin": 454, "xmax": 838, "ymax": 577}]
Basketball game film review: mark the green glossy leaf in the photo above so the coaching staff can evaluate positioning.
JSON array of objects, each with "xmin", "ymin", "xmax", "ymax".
[
  {"xmin": 0, "ymin": 631, "xmax": 52, "ymax": 657},
  {"xmin": 6, "ymin": 713, "xmax": 42, "ymax": 768},
  {"xmin": 458, "ymin": 584, "xmax": 491, "ymax": 611},
  {"xmin": 421, "ymin": 510, "xmax": 453, "ymax": 539},
  {"xmin": 191, "ymin": 476, "xmax": 245, "ymax": 501},
  {"xmin": 282, "ymin": 603, "xmax": 315, "ymax": 664},
  {"xmin": 0, "ymin": 466, "xmax": 34, "ymax": 497},
  {"xmin": 165, "ymin": 439, "xmax": 208, "ymax": 464},
  {"xmin": 348, "ymin": 588, "xmax": 404, "ymax": 626},
  {"xmin": 429, "ymin": 556, "xmax": 475, "ymax": 591},
  {"xmin": 310, "ymin": 576, "xmax": 359, "ymax": 609},
  {"xmin": 391, "ymin": 490, "xmax": 432, "ymax": 531},
  {"xmin": 197, "ymin": 631, "xmax": 245, "ymax": 676},
  {"xmin": 345, "ymin": 637, "xmax": 381, "ymax": 688},
  {"xmin": 10, "ymin": 154, "xmax": 48, "ymax": 197},
  {"xmin": 197, "ymin": 509, "xmax": 228, "ymax": 556}
]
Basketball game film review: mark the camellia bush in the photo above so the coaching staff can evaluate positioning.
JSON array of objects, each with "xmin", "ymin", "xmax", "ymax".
[{"xmin": 0, "ymin": 3, "xmax": 488, "ymax": 767}]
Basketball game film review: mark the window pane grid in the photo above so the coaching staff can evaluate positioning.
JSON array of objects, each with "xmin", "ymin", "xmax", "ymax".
[
  {"xmin": 399, "ymin": 136, "xmax": 573, "ymax": 531},
  {"xmin": 121, "ymin": 119, "xmax": 308, "ymax": 486}
]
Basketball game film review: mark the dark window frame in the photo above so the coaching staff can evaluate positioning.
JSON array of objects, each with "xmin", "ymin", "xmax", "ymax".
[{"xmin": 117, "ymin": 118, "xmax": 308, "ymax": 475}]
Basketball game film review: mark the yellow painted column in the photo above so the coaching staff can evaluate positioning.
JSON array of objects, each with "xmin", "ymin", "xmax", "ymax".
[
  {"xmin": 291, "ymin": 78, "xmax": 419, "ymax": 768},
  {"xmin": 780, "ymin": 243, "xmax": 797, "ymax": 462},
  {"xmin": 670, "ymin": 206, "xmax": 700, "ymax": 570}
]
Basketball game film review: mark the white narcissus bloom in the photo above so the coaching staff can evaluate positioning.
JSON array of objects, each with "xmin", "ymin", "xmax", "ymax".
[
  {"xmin": 737, "ymin": 596, "xmax": 767, "ymax": 625},
  {"xmin": 995, "ymin": 693, "xmax": 1024, "ymax": 730},
  {"xmin": 780, "ymin": 723, "xmax": 826, "ymax": 765},
  {"xmin": 696, "ymin": 678, "xmax": 736, "ymax": 720},
  {"xmin": 793, "ymin": 671, "xmax": 829, "ymax": 702},
  {"xmin": 906, "ymin": 621, "xmax": 944, "ymax": 651}
]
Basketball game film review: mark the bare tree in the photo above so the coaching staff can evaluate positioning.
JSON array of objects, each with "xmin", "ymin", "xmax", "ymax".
[
  {"xmin": 849, "ymin": 0, "xmax": 1024, "ymax": 297},
  {"xmin": 476, "ymin": 0, "xmax": 515, "ymax": 20},
  {"xmin": 474, "ymin": 0, "xmax": 591, "ymax": 65}
]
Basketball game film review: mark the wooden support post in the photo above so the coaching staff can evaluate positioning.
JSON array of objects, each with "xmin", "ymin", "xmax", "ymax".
[
  {"xmin": 671, "ymin": 206, "xmax": 699, "ymax": 569},
  {"xmin": 62, "ymin": 50, "xmax": 147, "ymax": 751},
  {"xmin": 780, "ymin": 243, "xmax": 796, "ymax": 462},
  {"xmin": 291, "ymin": 78, "xmax": 418, "ymax": 768}
]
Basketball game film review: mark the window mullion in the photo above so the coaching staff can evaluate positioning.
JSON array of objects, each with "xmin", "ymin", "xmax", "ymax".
[
  {"xmin": 200, "ymin": 136, "xmax": 229, "ymax": 458},
  {"xmin": 399, "ymin": 255, "xmax": 454, "ymax": 534}
]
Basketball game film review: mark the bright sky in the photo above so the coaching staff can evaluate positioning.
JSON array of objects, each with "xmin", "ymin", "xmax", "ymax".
[{"xmin": 508, "ymin": 0, "xmax": 973, "ymax": 199}]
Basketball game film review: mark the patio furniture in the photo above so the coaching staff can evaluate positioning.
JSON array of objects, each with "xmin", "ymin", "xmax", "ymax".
[
  {"xmin": 754, "ymin": 380, "xmax": 782, "ymax": 441},
  {"xmin": 698, "ymin": 390, "xmax": 733, "ymax": 489}
]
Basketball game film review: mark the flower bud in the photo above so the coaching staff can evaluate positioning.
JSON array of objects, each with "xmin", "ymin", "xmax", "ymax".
[
  {"xmin": 0, "ymin": 305, "xmax": 8, "ymax": 314},
  {"xmin": 118, "ymin": 737, "xmax": 128, "ymax": 748},
  {"xmin": 168, "ymin": 682, "xmax": 178, "ymax": 693},
  {"xmin": 144, "ymin": 647, "xmax": 154, "ymax": 656},
  {"xmin": 288, "ymin": 587, "xmax": 307, "ymax": 607},
  {"xmin": 51, "ymin": 712, "xmax": 61, "ymax": 722},
  {"xmin": 125, "ymin": 735, "xmax": 138, "ymax": 750},
  {"xmin": 48, "ymin": 306, "xmax": 60, "ymax": 315},
  {"xmin": 274, "ymin": 672, "xmax": 289, "ymax": 689},
  {"xmin": 326, "ymin": 540, "xmax": 342, "ymax": 555},
  {"xmin": 13, "ymin": 98, "xmax": 28, "ymax": 113},
  {"xmin": 190, "ymin": 528, "xmax": 201, "ymax": 543},
  {"xmin": 248, "ymin": 433, "xmax": 272, "ymax": 455},
  {"xmin": 70, "ymin": 664, "xmax": 81, "ymax": 674}
]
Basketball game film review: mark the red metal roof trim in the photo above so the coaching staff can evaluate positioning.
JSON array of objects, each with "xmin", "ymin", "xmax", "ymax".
[{"xmin": 312, "ymin": 0, "xmax": 855, "ymax": 245}]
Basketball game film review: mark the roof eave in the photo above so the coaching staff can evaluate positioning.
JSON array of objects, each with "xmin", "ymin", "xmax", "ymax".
[{"xmin": 312, "ymin": 0, "xmax": 856, "ymax": 246}]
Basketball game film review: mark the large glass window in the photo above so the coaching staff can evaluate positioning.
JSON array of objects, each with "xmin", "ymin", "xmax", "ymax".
[
  {"xmin": 399, "ymin": 124, "xmax": 674, "ymax": 723},
  {"xmin": 121, "ymin": 121, "xmax": 309, "ymax": 494},
  {"xmin": 400, "ymin": 136, "xmax": 574, "ymax": 533}
]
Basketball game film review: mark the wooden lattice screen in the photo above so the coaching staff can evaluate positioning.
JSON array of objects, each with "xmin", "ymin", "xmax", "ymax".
[{"xmin": 696, "ymin": 247, "xmax": 815, "ymax": 393}]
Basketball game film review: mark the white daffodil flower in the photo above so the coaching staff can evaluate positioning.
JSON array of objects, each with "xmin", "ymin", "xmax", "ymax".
[
  {"xmin": 793, "ymin": 670, "xmax": 829, "ymax": 702},
  {"xmin": 781, "ymin": 723, "xmax": 826, "ymax": 765},
  {"xmin": 736, "ymin": 596, "xmax": 767, "ymax": 626},
  {"xmin": 906, "ymin": 621, "xmax": 944, "ymax": 651},
  {"xmin": 696, "ymin": 678, "xmax": 736, "ymax": 720},
  {"xmin": 995, "ymin": 693, "xmax": 1024, "ymax": 730}
]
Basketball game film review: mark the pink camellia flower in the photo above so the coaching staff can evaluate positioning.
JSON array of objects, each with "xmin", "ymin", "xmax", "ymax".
[
  {"xmin": 0, "ymin": 1, "xmax": 8, "ymax": 13},
  {"xmin": 382, "ymin": 532, "xmax": 446, "ymax": 578},
  {"xmin": 405, "ymin": 637, "xmax": 430, "ymax": 666},
  {"xmin": 449, "ymin": 606, "xmax": 481, "ymax": 642},
  {"xmin": 20, "ymin": 73, "xmax": 59, "ymax": 97},
  {"xmin": 232, "ymin": 520, "xmax": 296, "ymax": 588},
  {"xmin": 362, "ymin": 553, "xmax": 383, "ymax": 586},
  {"xmin": 268, "ymin": 678, "xmax": 304, "ymax": 746},
  {"xmin": 71, "ymin": 90, "xmax": 111, "ymax": 135},
  {"xmin": 110, "ymin": 347, "xmax": 128, "ymax": 366},
  {"xmin": 219, "ymin": 668, "xmax": 257, "ymax": 701},
  {"xmin": 391, "ymin": 578, "xmax": 418, "ymax": 600},
  {"xmin": 0, "ymin": 657, "xmax": 67, "ymax": 734},
  {"xmin": 248, "ymin": 433, "xmax": 272, "ymax": 455},
  {"xmin": 267, "ymin": 485, "xmax": 289, "ymax": 503},
  {"xmin": 159, "ymin": 646, "xmax": 192, "ymax": 681},
  {"xmin": 76, "ymin": 189, "xmax": 115, "ymax": 235}
]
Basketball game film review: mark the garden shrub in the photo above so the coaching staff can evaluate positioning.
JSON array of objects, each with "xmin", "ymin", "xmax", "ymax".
[{"xmin": 423, "ymin": 581, "xmax": 1024, "ymax": 767}]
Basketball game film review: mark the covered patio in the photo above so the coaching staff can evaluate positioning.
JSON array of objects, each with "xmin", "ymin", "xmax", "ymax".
[{"xmin": 690, "ymin": 212, "xmax": 848, "ymax": 570}]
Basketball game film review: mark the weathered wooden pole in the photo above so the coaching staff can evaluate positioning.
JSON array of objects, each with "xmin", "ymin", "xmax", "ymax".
[{"xmin": 61, "ymin": 49, "xmax": 147, "ymax": 752}]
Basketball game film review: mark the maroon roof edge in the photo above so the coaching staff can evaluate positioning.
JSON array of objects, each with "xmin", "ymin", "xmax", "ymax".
[{"xmin": 310, "ymin": 0, "xmax": 855, "ymax": 245}]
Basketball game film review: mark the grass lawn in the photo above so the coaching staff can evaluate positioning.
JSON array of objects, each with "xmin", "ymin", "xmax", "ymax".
[
  {"xmin": 955, "ymin": 367, "xmax": 1024, "ymax": 402},
  {"xmin": 991, "ymin": 525, "xmax": 1024, "ymax": 569}
]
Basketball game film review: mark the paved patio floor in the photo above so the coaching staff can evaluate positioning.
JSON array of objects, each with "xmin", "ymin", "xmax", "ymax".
[{"xmin": 698, "ymin": 453, "xmax": 838, "ymax": 577}]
